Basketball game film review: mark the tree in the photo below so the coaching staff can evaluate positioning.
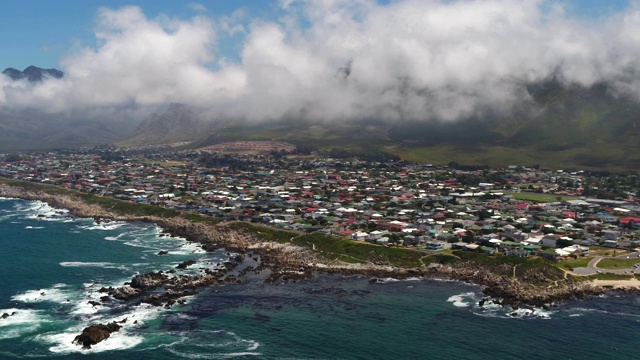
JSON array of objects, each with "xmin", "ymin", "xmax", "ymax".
[
  {"xmin": 3, "ymin": 153, "xmax": 21, "ymax": 162},
  {"xmin": 389, "ymin": 234, "xmax": 401, "ymax": 246}
]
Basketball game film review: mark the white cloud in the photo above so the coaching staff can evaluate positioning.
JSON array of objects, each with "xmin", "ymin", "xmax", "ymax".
[
  {"xmin": 188, "ymin": 2, "xmax": 207, "ymax": 12},
  {"xmin": 3, "ymin": 1, "xmax": 640, "ymax": 123}
]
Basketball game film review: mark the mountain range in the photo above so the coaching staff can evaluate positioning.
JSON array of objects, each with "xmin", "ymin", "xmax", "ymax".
[
  {"xmin": 2, "ymin": 66, "xmax": 63, "ymax": 82},
  {"xmin": 1, "ymin": 67, "xmax": 639, "ymax": 171}
]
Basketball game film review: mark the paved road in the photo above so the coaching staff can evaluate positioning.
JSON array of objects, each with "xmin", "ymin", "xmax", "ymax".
[{"xmin": 571, "ymin": 252, "xmax": 640, "ymax": 276}]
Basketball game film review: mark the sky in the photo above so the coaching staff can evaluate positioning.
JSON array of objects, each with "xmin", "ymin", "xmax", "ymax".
[{"xmin": 0, "ymin": 0, "xmax": 638, "ymax": 122}]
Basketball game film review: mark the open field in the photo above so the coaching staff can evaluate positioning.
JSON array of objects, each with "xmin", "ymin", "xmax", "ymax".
[
  {"xmin": 504, "ymin": 191, "xmax": 579, "ymax": 203},
  {"xmin": 556, "ymin": 257, "xmax": 594, "ymax": 270},
  {"xmin": 589, "ymin": 246, "xmax": 629, "ymax": 257},
  {"xmin": 597, "ymin": 257, "xmax": 640, "ymax": 270},
  {"xmin": 141, "ymin": 160, "xmax": 185, "ymax": 167}
]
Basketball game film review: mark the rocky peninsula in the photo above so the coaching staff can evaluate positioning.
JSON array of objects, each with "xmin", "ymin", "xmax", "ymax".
[{"xmin": 0, "ymin": 181, "xmax": 632, "ymax": 345}]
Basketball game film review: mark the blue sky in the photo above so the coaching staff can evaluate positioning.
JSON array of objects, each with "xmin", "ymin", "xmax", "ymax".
[
  {"xmin": 0, "ymin": 0, "xmax": 276, "ymax": 70},
  {"xmin": 2, "ymin": 0, "xmax": 640, "ymax": 122},
  {"xmin": 0, "ymin": 0, "xmax": 632, "ymax": 71}
]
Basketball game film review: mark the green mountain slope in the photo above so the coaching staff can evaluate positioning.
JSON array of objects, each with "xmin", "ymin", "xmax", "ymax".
[{"xmin": 180, "ymin": 82, "xmax": 640, "ymax": 170}]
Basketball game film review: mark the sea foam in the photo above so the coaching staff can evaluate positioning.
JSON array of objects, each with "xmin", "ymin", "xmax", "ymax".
[
  {"xmin": 0, "ymin": 308, "xmax": 47, "ymax": 340},
  {"xmin": 12, "ymin": 284, "xmax": 72, "ymax": 304},
  {"xmin": 447, "ymin": 292, "xmax": 476, "ymax": 308}
]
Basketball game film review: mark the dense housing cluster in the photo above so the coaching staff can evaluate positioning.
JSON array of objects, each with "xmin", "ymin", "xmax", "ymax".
[{"xmin": 2, "ymin": 144, "xmax": 640, "ymax": 262}]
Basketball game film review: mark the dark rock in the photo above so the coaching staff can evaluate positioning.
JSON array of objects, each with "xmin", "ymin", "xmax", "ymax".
[
  {"xmin": 110, "ymin": 285, "xmax": 141, "ymax": 301},
  {"xmin": 176, "ymin": 260, "xmax": 197, "ymax": 269},
  {"xmin": 72, "ymin": 322, "xmax": 121, "ymax": 349},
  {"xmin": 201, "ymin": 243, "xmax": 219, "ymax": 252},
  {"xmin": 2, "ymin": 66, "xmax": 63, "ymax": 82},
  {"xmin": 1, "ymin": 312, "xmax": 10, "ymax": 319},
  {"xmin": 130, "ymin": 272, "xmax": 169, "ymax": 290},
  {"xmin": 88, "ymin": 301, "xmax": 101, "ymax": 307},
  {"xmin": 157, "ymin": 250, "xmax": 169, "ymax": 256},
  {"xmin": 141, "ymin": 290, "xmax": 195, "ymax": 307}
]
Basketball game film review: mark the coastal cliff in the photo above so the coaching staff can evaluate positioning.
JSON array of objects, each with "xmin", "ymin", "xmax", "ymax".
[{"xmin": 0, "ymin": 183, "xmax": 613, "ymax": 309}]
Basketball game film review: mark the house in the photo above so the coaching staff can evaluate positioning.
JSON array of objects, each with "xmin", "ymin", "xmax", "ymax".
[
  {"xmin": 426, "ymin": 240, "xmax": 446, "ymax": 251},
  {"xmin": 541, "ymin": 235, "xmax": 559, "ymax": 248},
  {"xmin": 602, "ymin": 230, "xmax": 620, "ymax": 241},
  {"xmin": 540, "ymin": 248, "xmax": 560, "ymax": 261},
  {"xmin": 505, "ymin": 248, "xmax": 529, "ymax": 257},
  {"xmin": 351, "ymin": 231, "xmax": 369, "ymax": 241},
  {"xmin": 464, "ymin": 243, "xmax": 480, "ymax": 251}
]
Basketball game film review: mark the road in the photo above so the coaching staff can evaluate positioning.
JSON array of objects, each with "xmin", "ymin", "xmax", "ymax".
[{"xmin": 570, "ymin": 252, "xmax": 640, "ymax": 276}]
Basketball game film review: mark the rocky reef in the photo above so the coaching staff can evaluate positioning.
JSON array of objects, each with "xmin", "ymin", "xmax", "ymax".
[
  {"xmin": 0, "ymin": 181, "xmax": 629, "ymax": 349},
  {"xmin": 72, "ymin": 322, "xmax": 122, "ymax": 349}
]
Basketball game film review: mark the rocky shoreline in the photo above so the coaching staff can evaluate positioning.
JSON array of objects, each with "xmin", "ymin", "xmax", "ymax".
[{"xmin": 0, "ymin": 183, "xmax": 633, "ymax": 345}]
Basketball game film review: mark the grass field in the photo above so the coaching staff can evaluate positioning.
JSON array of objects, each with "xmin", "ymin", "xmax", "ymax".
[
  {"xmin": 589, "ymin": 246, "xmax": 628, "ymax": 257},
  {"xmin": 596, "ymin": 257, "xmax": 640, "ymax": 270},
  {"xmin": 503, "ymin": 191, "xmax": 578, "ymax": 203},
  {"xmin": 556, "ymin": 257, "xmax": 594, "ymax": 270},
  {"xmin": 141, "ymin": 160, "xmax": 185, "ymax": 167},
  {"xmin": 583, "ymin": 273, "xmax": 634, "ymax": 281}
]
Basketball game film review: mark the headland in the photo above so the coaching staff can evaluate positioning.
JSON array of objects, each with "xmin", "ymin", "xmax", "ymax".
[{"xmin": 0, "ymin": 179, "xmax": 630, "ymax": 314}]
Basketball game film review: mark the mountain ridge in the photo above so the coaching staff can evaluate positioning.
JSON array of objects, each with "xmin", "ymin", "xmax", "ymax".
[
  {"xmin": 1, "ymin": 78, "xmax": 640, "ymax": 170},
  {"xmin": 2, "ymin": 66, "xmax": 64, "ymax": 82}
]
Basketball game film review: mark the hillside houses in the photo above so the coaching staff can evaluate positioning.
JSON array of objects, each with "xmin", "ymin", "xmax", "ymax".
[{"xmin": 2, "ymin": 148, "xmax": 640, "ymax": 260}]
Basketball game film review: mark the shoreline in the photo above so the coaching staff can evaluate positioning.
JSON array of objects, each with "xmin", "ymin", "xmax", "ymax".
[{"xmin": 0, "ymin": 182, "xmax": 630, "ymax": 307}]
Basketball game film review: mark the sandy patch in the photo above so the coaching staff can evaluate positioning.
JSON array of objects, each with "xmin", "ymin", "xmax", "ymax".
[{"xmin": 591, "ymin": 278, "xmax": 640, "ymax": 289}]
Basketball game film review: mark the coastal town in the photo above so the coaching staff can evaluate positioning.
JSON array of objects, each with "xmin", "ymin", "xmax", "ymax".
[{"xmin": 2, "ymin": 141, "xmax": 640, "ymax": 269}]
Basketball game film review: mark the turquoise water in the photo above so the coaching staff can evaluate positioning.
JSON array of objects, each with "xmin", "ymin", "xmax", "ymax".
[{"xmin": 1, "ymin": 198, "xmax": 639, "ymax": 359}]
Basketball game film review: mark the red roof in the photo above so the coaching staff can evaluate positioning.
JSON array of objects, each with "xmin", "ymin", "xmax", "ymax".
[{"xmin": 620, "ymin": 217, "xmax": 640, "ymax": 224}]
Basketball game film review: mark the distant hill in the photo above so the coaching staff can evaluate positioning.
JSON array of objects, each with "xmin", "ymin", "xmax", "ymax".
[
  {"xmin": 119, "ymin": 103, "xmax": 214, "ymax": 146},
  {"xmin": 2, "ymin": 73, "xmax": 640, "ymax": 170},
  {"xmin": 178, "ymin": 80, "xmax": 640, "ymax": 170},
  {"xmin": 0, "ymin": 108, "xmax": 138, "ymax": 151},
  {"xmin": 0, "ymin": 65, "xmax": 143, "ymax": 151},
  {"xmin": 2, "ymin": 66, "xmax": 63, "ymax": 82}
]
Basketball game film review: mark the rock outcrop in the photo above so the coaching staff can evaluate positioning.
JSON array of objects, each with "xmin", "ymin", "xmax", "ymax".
[
  {"xmin": 0, "ymin": 183, "xmax": 618, "ymax": 308},
  {"xmin": 130, "ymin": 272, "xmax": 169, "ymax": 290},
  {"xmin": 72, "ymin": 322, "xmax": 122, "ymax": 349}
]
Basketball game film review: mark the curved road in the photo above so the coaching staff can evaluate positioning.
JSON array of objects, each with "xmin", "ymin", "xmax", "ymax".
[{"xmin": 571, "ymin": 252, "xmax": 640, "ymax": 276}]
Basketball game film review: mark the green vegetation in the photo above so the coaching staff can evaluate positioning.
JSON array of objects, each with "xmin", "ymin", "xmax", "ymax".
[
  {"xmin": 422, "ymin": 253, "xmax": 460, "ymax": 265},
  {"xmin": 0, "ymin": 177, "xmax": 71, "ymax": 195},
  {"xmin": 141, "ymin": 160, "xmax": 185, "ymax": 167},
  {"xmin": 0, "ymin": 177, "xmax": 180, "ymax": 218},
  {"xmin": 228, "ymin": 223, "xmax": 426, "ymax": 266},
  {"xmin": 292, "ymin": 233, "xmax": 424, "ymax": 266},
  {"xmin": 557, "ymin": 257, "xmax": 594, "ymax": 270},
  {"xmin": 596, "ymin": 258, "xmax": 640, "ymax": 270},
  {"xmin": 79, "ymin": 193, "xmax": 181, "ymax": 218},
  {"xmin": 589, "ymin": 246, "xmax": 628, "ymax": 257},
  {"xmin": 504, "ymin": 191, "xmax": 578, "ymax": 203},
  {"xmin": 227, "ymin": 222, "xmax": 297, "ymax": 243},
  {"xmin": 583, "ymin": 273, "xmax": 634, "ymax": 281},
  {"xmin": 452, "ymin": 251, "xmax": 564, "ymax": 282},
  {"xmin": 514, "ymin": 257, "xmax": 566, "ymax": 283}
]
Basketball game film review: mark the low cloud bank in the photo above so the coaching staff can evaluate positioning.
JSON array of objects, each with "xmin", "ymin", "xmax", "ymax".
[{"xmin": 2, "ymin": 0, "xmax": 640, "ymax": 122}]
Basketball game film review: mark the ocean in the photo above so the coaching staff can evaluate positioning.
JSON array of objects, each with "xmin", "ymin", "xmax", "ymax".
[{"xmin": 1, "ymin": 197, "xmax": 639, "ymax": 359}]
